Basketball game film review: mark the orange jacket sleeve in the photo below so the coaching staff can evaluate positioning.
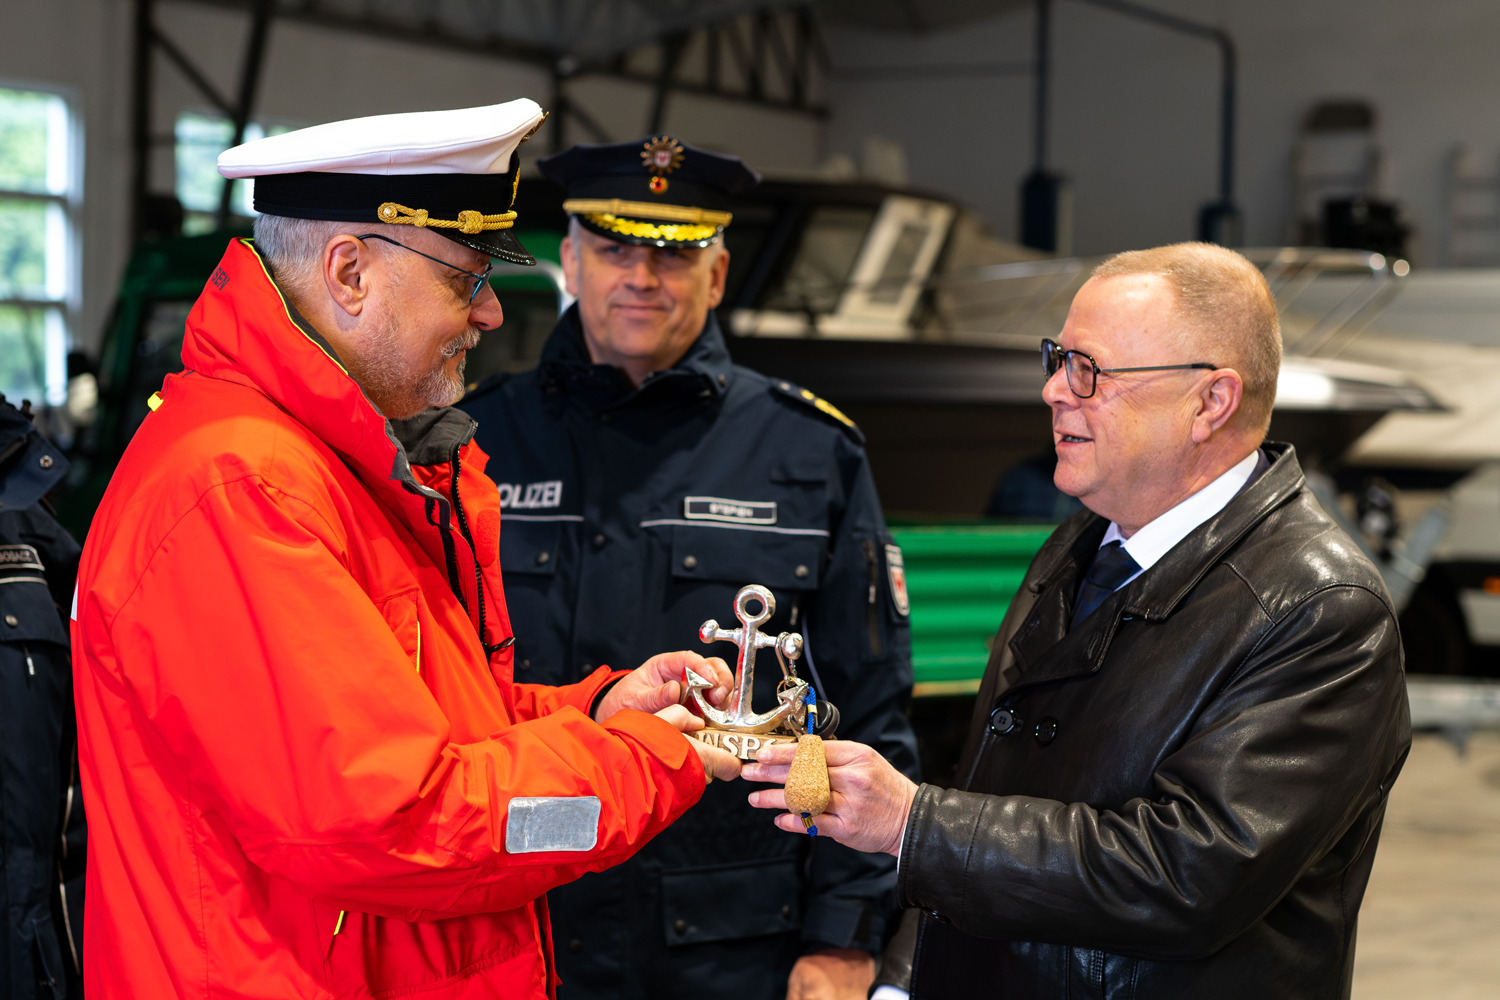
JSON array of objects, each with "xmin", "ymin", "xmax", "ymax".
[
  {"xmin": 511, "ymin": 669, "xmax": 630, "ymax": 723},
  {"xmin": 94, "ymin": 475, "xmax": 704, "ymax": 920}
]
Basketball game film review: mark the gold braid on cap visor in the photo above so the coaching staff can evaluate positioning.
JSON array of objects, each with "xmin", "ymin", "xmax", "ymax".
[
  {"xmin": 562, "ymin": 198, "xmax": 732, "ymax": 242},
  {"xmin": 377, "ymin": 201, "xmax": 517, "ymax": 234}
]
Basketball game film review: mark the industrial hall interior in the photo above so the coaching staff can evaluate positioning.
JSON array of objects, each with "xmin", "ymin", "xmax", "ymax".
[{"xmin": 4, "ymin": 0, "xmax": 1500, "ymax": 998}]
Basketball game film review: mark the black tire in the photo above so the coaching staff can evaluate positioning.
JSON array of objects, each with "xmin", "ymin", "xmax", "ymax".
[{"xmin": 1399, "ymin": 588, "xmax": 1471, "ymax": 675}]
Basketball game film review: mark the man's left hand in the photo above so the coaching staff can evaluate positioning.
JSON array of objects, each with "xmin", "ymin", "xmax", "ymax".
[
  {"xmin": 593, "ymin": 651, "xmax": 733, "ymax": 723},
  {"xmin": 786, "ymin": 948, "xmax": 875, "ymax": 1000},
  {"xmin": 743, "ymin": 740, "xmax": 918, "ymax": 856}
]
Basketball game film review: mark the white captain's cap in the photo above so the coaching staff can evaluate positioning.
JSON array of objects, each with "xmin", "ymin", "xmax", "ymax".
[{"xmin": 217, "ymin": 99, "xmax": 547, "ymax": 265}]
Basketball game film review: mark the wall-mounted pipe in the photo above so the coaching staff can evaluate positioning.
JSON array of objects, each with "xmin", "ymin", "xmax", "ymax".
[{"xmin": 1072, "ymin": 0, "xmax": 1239, "ymax": 244}]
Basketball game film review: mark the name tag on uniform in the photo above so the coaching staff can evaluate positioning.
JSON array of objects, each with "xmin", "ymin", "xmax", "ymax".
[
  {"xmin": 0, "ymin": 543, "xmax": 44, "ymax": 572},
  {"xmin": 683, "ymin": 496, "xmax": 777, "ymax": 525}
]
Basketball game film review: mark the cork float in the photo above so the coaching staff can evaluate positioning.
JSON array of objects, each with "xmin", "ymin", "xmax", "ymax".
[{"xmin": 783, "ymin": 734, "xmax": 831, "ymax": 835}]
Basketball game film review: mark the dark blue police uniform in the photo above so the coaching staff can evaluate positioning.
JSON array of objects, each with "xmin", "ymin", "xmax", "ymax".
[
  {"xmin": 459, "ymin": 307, "xmax": 920, "ymax": 999},
  {"xmin": 1, "ymin": 398, "xmax": 85, "ymax": 999}
]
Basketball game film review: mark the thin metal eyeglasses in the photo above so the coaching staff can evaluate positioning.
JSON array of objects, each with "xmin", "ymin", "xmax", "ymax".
[
  {"xmin": 355, "ymin": 233, "xmax": 493, "ymax": 304},
  {"xmin": 1041, "ymin": 338, "xmax": 1217, "ymax": 399}
]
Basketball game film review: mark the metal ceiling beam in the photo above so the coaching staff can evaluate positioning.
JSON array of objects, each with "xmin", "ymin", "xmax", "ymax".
[
  {"xmin": 215, "ymin": 0, "xmax": 275, "ymax": 227},
  {"xmin": 188, "ymin": 0, "xmax": 562, "ymax": 69},
  {"xmin": 129, "ymin": 0, "xmax": 280, "ymax": 247}
]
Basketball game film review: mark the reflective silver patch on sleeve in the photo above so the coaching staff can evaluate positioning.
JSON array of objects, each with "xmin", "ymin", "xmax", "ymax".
[{"xmin": 505, "ymin": 796, "xmax": 601, "ymax": 853}]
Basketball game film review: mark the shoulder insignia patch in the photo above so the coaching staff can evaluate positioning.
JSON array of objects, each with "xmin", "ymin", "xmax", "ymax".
[{"xmin": 770, "ymin": 380, "xmax": 863, "ymax": 443}]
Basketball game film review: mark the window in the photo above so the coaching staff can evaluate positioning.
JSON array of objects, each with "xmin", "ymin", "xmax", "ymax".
[
  {"xmin": 0, "ymin": 85, "xmax": 77, "ymax": 409},
  {"xmin": 175, "ymin": 113, "xmax": 290, "ymax": 234}
]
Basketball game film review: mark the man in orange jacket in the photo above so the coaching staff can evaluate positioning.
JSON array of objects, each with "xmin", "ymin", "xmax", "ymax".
[{"xmin": 72, "ymin": 100, "xmax": 739, "ymax": 1000}]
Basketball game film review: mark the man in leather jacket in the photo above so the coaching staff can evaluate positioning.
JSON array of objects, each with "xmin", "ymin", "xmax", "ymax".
[{"xmin": 747, "ymin": 243, "xmax": 1411, "ymax": 998}]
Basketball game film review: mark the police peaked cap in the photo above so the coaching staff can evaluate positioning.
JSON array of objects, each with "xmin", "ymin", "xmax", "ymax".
[
  {"xmin": 539, "ymin": 136, "xmax": 761, "ymax": 248},
  {"xmin": 218, "ymin": 100, "xmax": 548, "ymax": 266}
]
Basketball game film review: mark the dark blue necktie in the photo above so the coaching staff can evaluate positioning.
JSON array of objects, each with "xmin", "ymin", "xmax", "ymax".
[{"xmin": 1072, "ymin": 540, "xmax": 1142, "ymax": 627}]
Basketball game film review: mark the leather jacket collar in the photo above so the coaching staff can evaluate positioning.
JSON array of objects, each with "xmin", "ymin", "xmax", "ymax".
[
  {"xmin": 537, "ymin": 305, "xmax": 734, "ymax": 411},
  {"xmin": 1008, "ymin": 442, "xmax": 1304, "ymax": 687}
]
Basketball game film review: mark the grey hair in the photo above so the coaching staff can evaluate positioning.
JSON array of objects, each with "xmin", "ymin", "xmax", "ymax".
[{"xmin": 251, "ymin": 214, "xmax": 351, "ymax": 293}]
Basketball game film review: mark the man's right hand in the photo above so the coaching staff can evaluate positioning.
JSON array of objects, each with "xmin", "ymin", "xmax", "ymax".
[
  {"xmin": 655, "ymin": 704, "xmax": 741, "ymax": 782},
  {"xmin": 593, "ymin": 650, "xmax": 734, "ymax": 723}
]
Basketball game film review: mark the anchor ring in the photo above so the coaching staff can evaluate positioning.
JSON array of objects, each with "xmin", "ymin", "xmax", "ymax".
[{"xmin": 735, "ymin": 585, "xmax": 775, "ymax": 627}]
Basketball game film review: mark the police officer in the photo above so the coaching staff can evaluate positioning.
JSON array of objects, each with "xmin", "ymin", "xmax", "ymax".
[
  {"xmin": 0, "ymin": 396, "xmax": 85, "ymax": 998},
  {"xmin": 460, "ymin": 137, "xmax": 920, "ymax": 999}
]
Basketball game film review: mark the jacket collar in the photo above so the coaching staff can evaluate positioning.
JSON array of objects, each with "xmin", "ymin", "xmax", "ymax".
[
  {"xmin": 1008, "ymin": 442, "xmax": 1304, "ymax": 687},
  {"xmin": 178, "ymin": 240, "xmax": 488, "ymax": 609},
  {"xmin": 180, "ymin": 238, "xmax": 475, "ymax": 491},
  {"xmin": 536, "ymin": 304, "xmax": 734, "ymax": 409}
]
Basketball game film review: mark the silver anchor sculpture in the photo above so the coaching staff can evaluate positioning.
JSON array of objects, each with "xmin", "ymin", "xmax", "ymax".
[{"xmin": 684, "ymin": 585, "xmax": 813, "ymax": 760}]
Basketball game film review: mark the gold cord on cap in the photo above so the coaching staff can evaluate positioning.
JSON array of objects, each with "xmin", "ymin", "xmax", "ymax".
[
  {"xmin": 579, "ymin": 212, "xmax": 721, "ymax": 243},
  {"xmin": 377, "ymin": 202, "xmax": 517, "ymax": 234},
  {"xmin": 562, "ymin": 198, "xmax": 732, "ymax": 227}
]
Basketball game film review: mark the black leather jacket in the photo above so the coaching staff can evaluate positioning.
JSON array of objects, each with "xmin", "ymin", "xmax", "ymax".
[{"xmin": 884, "ymin": 444, "xmax": 1410, "ymax": 999}]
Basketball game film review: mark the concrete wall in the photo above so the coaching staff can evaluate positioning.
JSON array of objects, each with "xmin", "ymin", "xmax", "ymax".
[{"xmin": 824, "ymin": 0, "xmax": 1500, "ymax": 264}]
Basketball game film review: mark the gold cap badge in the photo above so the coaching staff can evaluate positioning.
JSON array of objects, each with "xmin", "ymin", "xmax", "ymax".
[{"xmin": 641, "ymin": 136, "xmax": 685, "ymax": 176}]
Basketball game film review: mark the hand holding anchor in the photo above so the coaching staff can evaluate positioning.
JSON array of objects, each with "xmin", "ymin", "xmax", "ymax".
[{"xmin": 592, "ymin": 651, "xmax": 741, "ymax": 782}]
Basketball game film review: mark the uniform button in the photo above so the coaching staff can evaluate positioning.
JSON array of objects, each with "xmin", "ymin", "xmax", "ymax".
[
  {"xmin": 581, "ymin": 663, "xmax": 592, "ymax": 674},
  {"xmin": 794, "ymin": 564, "xmax": 809, "ymax": 579},
  {"xmin": 988, "ymin": 706, "xmax": 1019, "ymax": 736},
  {"xmin": 569, "ymin": 938, "xmax": 583, "ymax": 953},
  {"xmin": 39, "ymin": 454, "xmax": 53, "ymax": 469},
  {"xmin": 535, "ymin": 551, "xmax": 550, "ymax": 565},
  {"xmin": 1034, "ymin": 717, "xmax": 1059, "ymax": 747},
  {"xmin": 674, "ymin": 919, "xmax": 687, "ymax": 935},
  {"xmin": 593, "ymin": 533, "xmax": 607, "ymax": 547},
  {"xmin": 682, "ymin": 555, "xmax": 698, "ymax": 570},
  {"xmin": 781, "ymin": 905, "xmax": 792, "ymax": 919},
  {"xmin": 519, "ymin": 659, "xmax": 531, "ymax": 670},
  {"xmin": 718, "ymin": 373, "xmax": 727, "ymax": 388},
  {"xmin": 778, "ymin": 381, "xmax": 791, "ymax": 391},
  {"xmin": 4, "ymin": 614, "xmax": 17, "ymax": 627}
]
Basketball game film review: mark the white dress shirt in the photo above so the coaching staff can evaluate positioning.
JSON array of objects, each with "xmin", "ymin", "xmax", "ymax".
[
  {"xmin": 878, "ymin": 450, "xmax": 1260, "ymax": 1000},
  {"xmin": 1098, "ymin": 448, "xmax": 1260, "ymax": 580}
]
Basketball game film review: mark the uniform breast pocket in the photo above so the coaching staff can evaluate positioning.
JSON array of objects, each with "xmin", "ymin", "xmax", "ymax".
[
  {"xmin": 0, "ymin": 577, "xmax": 70, "ymax": 652},
  {"xmin": 660, "ymin": 858, "xmax": 802, "ymax": 946},
  {"xmin": 670, "ymin": 525, "xmax": 825, "ymax": 593},
  {"xmin": 499, "ymin": 519, "xmax": 562, "ymax": 577}
]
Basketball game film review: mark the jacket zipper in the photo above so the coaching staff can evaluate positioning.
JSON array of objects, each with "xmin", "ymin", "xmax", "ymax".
[
  {"xmin": 862, "ymin": 540, "xmax": 882, "ymax": 657},
  {"xmin": 448, "ymin": 442, "xmax": 512, "ymax": 658}
]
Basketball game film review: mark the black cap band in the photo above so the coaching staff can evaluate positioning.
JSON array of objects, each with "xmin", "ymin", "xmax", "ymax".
[{"xmin": 252, "ymin": 164, "xmax": 535, "ymax": 265}]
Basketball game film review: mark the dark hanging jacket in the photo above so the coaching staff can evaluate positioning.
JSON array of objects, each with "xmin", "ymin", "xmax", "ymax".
[
  {"xmin": 459, "ymin": 308, "xmax": 920, "ymax": 999},
  {"xmin": 877, "ymin": 442, "xmax": 1410, "ymax": 999},
  {"xmin": 1, "ymin": 398, "xmax": 84, "ymax": 999}
]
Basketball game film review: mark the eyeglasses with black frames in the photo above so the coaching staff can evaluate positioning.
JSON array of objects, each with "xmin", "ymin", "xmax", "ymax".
[
  {"xmin": 1040, "ymin": 338, "xmax": 1217, "ymax": 399},
  {"xmin": 356, "ymin": 233, "xmax": 494, "ymax": 304}
]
